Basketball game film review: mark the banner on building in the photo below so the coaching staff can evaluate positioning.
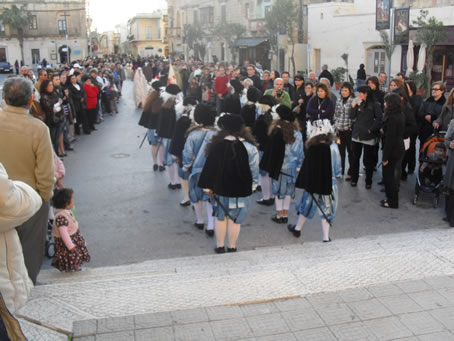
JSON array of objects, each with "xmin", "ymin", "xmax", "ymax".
[
  {"xmin": 394, "ymin": 8, "xmax": 410, "ymax": 43},
  {"xmin": 376, "ymin": 0, "xmax": 391, "ymax": 30}
]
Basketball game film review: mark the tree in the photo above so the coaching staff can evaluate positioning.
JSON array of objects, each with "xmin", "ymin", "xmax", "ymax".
[
  {"xmin": 0, "ymin": 5, "xmax": 33, "ymax": 64},
  {"xmin": 185, "ymin": 25, "xmax": 205, "ymax": 61},
  {"xmin": 212, "ymin": 23, "xmax": 246, "ymax": 65},
  {"xmin": 341, "ymin": 53, "xmax": 349, "ymax": 80},
  {"xmin": 379, "ymin": 30, "xmax": 405, "ymax": 80},
  {"xmin": 264, "ymin": 0, "xmax": 297, "ymax": 73},
  {"xmin": 413, "ymin": 9, "xmax": 448, "ymax": 95}
]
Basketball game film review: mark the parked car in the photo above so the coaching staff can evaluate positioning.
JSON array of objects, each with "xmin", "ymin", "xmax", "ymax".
[
  {"xmin": 0, "ymin": 61, "xmax": 13, "ymax": 73},
  {"xmin": 37, "ymin": 62, "xmax": 53, "ymax": 70}
]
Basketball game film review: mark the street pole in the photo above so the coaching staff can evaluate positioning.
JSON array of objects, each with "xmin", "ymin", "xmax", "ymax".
[
  {"xmin": 276, "ymin": 33, "xmax": 280, "ymax": 73},
  {"xmin": 387, "ymin": 6, "xmax": 394, "ymax": 81}
]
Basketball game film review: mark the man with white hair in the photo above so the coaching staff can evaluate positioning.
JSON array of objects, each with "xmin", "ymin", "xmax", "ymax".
[{"xmin": 264, "ymin": 78, "xmax": 292, "ymax": 108}]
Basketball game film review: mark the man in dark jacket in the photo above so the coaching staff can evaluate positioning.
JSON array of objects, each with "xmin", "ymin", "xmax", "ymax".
[
  {"xmin": 247, "ymin": 65, "xmax": 262, "ymax": 90},
  {"xmin": 282, "ymin": 72, "xmax": 296, "ymax": 104},
  {"xmin": 319, "ymin": 64, "xmax": 334, "ymax": 87}
]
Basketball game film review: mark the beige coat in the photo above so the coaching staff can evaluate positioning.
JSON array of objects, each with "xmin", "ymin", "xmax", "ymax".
[
  {"xmin": 0, "ymin": 105, "xmax": 55, "ymax": 202},
  {"xmin": 0, "ymin": 163, "xmax": 41, "ymax": 312}
]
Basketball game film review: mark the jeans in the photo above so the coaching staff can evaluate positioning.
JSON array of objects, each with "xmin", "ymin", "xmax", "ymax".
[
  {"xmin": 50, "ymin": 120, "xmax": 65, "ymax": 153},
  {"xmin": 215, "ymin": 94, "xmax": 224, "ymax": 116},
  {"xmin": 351, "ymin": 141, "xmax": 376, "ymax": 185}
]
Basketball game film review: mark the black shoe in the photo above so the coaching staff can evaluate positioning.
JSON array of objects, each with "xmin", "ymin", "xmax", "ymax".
[
  {"xmin": 227, "ymin": 247, "xmax": 237, "ymax": 253},
  {"xmin": 271, "ymin": 215, "xmax": 284, "ymax": 224},
  {"xmin": 205, "ymin": 229, "xmax": 214, "ymax": 237},
  {"xmin": 174, "ymin": 184, "xmax": 182, "ymax": 189},
  {"xmin": 257, "ymin": 198, "xmax": 274, "ymax": 206},
  {"xmin": 159, "ymin": 165, "xmax": 165, "ymax": 172},
  {"xmin": 83, "ymin": 130, "xmax": 91, "ymax": 135},
  {"xmin": 168, "ymin": 183, "xmax": 176, "ymax": 190},
  {"xmin": 378, "ymin": 179, "xmax": 384, "ymax": 185},
  {"xmin": 281, "ymin": 217, "xmax": 288, "ymax": 224},
  {"xmin": 287, "ymin": 224, "xmax": 301, "ymax": 238},
  {"xmin": 256, "ymin": 185, "xmax": 262, "ymax": 192},
  {"xmin": 380, "ymin": 188, "xmax": 385, "ymax": 193},
  {"xmin": 323, "ymin": 238, "xmax": 332, "ymax": 243},
  {"xmin": 380, "ymin": 199, "xmax": 388, "ymax": 205},
  {"xmin": 366, "ymin": 184, "xmax": 372, "ymax": 190},
  {"xmin": 194, "ymin": 223, "xmax": 204, "ymax": 230},
  {"xmin": 442, "ymin": 217, "xmax": 449, "ymax": 223},
  {"xmin": 351, "ymin": 181, "xmax": 357, "ymax": 187},
  {"xmin": 180, "ymin": 200, "xmax": 191, "ymax": 207},
  {"xmin": 153, "ymin": 164, "xmax": 158, "ymax": 171},
  {"xmin": 214, "ymin": 247, "xmax": 225, "ymax": 254},
  {"xmin": 66, "ymin": 146, "xmax": 74, "ymax": 151},
  {"xmin": 401, "ymin": 172, "xmax": 408, "ymax": 181}
]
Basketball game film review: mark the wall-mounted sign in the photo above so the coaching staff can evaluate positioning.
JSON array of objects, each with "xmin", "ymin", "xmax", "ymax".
[
  {"xmin": 376, "ymin": 0, "xmax": 391, "ymax": 30},
  {"xmin": 394, "ymin": 8, "xmax": 410, "ymax": 43}
]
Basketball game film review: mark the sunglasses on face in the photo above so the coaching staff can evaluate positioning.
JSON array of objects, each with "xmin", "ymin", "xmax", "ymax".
[{"xmin": 432, "ymin": 88, "xmax": 441, "ymax": 91}]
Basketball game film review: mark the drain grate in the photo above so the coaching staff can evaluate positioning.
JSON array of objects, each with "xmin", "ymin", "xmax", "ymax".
[{"xmin": 111, "ymin": 153, "xmax": 130, "ymax": 159}]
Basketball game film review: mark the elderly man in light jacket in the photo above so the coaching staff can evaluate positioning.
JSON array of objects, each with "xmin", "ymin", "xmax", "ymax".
[
  {"xmin": 0, "ymin": 77, "xmax": 55, "ymax": 285},
  {"xmin": 0, "ymin": 163, "xmax": 41, "ymax": 312}
]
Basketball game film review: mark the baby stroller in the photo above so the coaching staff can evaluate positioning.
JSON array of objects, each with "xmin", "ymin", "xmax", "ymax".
[
  {"xmin": 45, "ymin": 219, "xmax": 55, "ymax": 258},
  {"xmin": 413, "ymin": 132, "xmax": 446, "ymax": 208}
]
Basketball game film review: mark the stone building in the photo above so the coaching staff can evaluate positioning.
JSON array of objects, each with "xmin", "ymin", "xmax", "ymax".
[
  {"xmin": 0, "ymin": 0, "xmax": 89, "ymax": 67},
  {"xmin": 127, "ymin": 11, "xmax": 169, "ymax": 58},
  {"xmin": 307, "ymin": 0, "xmax": 454, "ymax": 87}
]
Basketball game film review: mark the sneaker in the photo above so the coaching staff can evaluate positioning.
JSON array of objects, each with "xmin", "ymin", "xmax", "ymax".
[{"xmin": 287, "ymin": 224, "xmax": 301, "ymax": 238}]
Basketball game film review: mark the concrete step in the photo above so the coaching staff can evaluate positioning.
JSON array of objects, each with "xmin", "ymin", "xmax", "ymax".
[{"xmin": 17, "ymin": 228, "xmax": 454, "ymax": 339}]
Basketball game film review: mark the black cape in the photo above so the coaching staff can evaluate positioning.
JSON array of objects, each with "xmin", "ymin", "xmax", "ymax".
[
  {"xmin": 259, "ymin": 128, "xmax": 285, "ymax": 180},
  {"xmin": 252, "ymin": 112, "xmax": 272, "ymax": 152},
  {"xmin": 296, "ymin": 141, "xmax": 332, "ymax": 195},
  {"xmin": 198, "ymin": 139, "xmax": 252, "ymax": 198},
  {"xmin": 157, "ymin": 107, "xmax": 176, "ymax": 139},
  {"xmin": 240, "ymin": 104, "xmax": 257, "ymax": 128},
  {"xmin": 169, "ymin": 116, "xmax": 192, "ymax": 164}
]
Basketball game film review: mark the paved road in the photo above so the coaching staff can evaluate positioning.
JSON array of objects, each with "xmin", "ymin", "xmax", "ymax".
[{"xmin": 41, "ymin": 80, "xmax": 446, "ymax": 269}]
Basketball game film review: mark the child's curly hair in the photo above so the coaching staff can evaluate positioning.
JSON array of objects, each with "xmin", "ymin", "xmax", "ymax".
[{"xmin": 52, "ymin": 188, "xmax": 74, "ymax": 209}]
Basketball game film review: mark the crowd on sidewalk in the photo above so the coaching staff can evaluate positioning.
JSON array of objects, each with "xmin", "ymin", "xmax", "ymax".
[{"xmin": 136, "ymin": 56, "xmax": 454, "ymax": 255}]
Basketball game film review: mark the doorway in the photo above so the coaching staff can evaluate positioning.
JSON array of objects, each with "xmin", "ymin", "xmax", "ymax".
[
  {"xmin": 367, "ymin": 47, "xmax": 386, "ymax": 76},
  {"xmin": 31, "ymin": 49, "xmax": 40, "ymax": 65},
  {"xmin": 0, "ymin": 48, "xmax": 6, "ymax": 62},
  {"xmin": 432, "ymin": 47, "xmax": 454, "ymax": 91},
  {"xmin": 58, "ymin": 45, "xmax": 71, "ymax": 64},
  {"xmin": 313, "ymin": 48, "xmax": 321, "ymax": 73}
]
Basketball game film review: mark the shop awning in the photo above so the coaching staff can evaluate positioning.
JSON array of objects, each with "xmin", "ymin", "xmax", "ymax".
[{"xmin": 234, "ymin": 37, "xmax": 268, "ymax": 48}]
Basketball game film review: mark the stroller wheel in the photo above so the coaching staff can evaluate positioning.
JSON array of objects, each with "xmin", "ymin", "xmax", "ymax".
[
  {"xmin": 433, "ymin": 196, "xmax": 440, "ymax": 208},
  {"xmin": 46, "ymin": 241, "xmax": 55, "ymax": 258},
  {"xmin": 413, "ymin": 195, "xmax": 418, "ymax": 205}
]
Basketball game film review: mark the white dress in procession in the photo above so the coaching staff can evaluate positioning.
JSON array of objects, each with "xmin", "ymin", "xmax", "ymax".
[{"xmin": 134, "ymin": 68, "xmax": 150, "ymax": 108}]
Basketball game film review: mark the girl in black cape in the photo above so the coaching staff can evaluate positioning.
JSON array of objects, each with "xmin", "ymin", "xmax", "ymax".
[
  {"xmin": 288, "ymin": 119, "xmax": 342, "ymax": 242},
  {"xmin": 198, "ymin": 115, "xmax": 259, "ymax": 253}
]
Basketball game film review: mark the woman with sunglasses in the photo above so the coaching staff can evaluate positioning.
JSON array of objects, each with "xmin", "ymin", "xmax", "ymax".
[{"xmin": 418, "ymin": 81, "xmax": 446, "ymax": 144}]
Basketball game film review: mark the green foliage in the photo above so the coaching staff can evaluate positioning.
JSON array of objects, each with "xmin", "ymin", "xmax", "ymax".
[
  {"xmin": 379, "ymin": 30, "xmax": 406, "ymax": 61},
  {"xmin": 332, "ymin": 67, "xmax": 347, "ymax": 83},
  {"xmin": 185, "ymin": 24, "xmax": 206, "ymax": 60},
  {"xmin": 212, "ymin": 23, "xmax": 246, "ymax": 63},
  {"xmin": 0, "ymin": 5, "xmax": 33, "ymax": 62},
  {"xmin": 408, "ymin": 71, "xmax": 428, "ymax": 91},
  {"xmin": 264, "ymin": 0, "xmax": 297, "ymax": 53},
  {"xmin": 413, "ymin": 9, "xmax": 448, "ymax": 53}
]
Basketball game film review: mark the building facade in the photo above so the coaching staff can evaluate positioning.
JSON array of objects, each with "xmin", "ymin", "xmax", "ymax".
[
  {"xmin": 127, "ymin": 11, "xmax": 168, "ymax": 58},
  {"xmin": 307, "ymin": 0, "xmax": 454, "ymax": 84},
  {"xmin": 0, "ymin": 0, "xmax": 89, "ymax": 67}
]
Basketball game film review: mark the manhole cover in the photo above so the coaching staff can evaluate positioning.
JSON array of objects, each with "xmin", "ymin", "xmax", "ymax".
[{"xmin": 111, "ymin": 153, "xmax": 130, "ymax": 159}]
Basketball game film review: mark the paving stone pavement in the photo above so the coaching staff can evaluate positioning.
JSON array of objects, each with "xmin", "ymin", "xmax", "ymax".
[{"xmin": 17, "ymin": 227, "xmax": 454, "ymax": 340}]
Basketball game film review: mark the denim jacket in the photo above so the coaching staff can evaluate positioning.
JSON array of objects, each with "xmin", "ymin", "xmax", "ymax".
[
  {"xmin": 282, "ymin": 130, "xmax": 304, "ymax": 181},
  {"xmin": 182, "ymin": 127, "xmax": 217, "ymax": 176}
]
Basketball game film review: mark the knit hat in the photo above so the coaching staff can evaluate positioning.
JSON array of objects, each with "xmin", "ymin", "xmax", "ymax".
[
  {"xmin": 194, "ymin": 103, "xmax": 216, "ymax": 126},
  {"xmin": 258, "ymin": 95, "xmax": 278, "ymax": 107},
  {"xmin": 275, "ymin": 105, "xmax": 295, "ymax": 122},
  {"xmin": 218, "ymin": 114, "xmax": 244, "ymax": 133},
  {"xmin": 307, "ymin": 119, "xmax": 334, "ymax": 139},
  {"xmin": 247, "ymin": 87, "xmax": 260, "ymax": 103},
  {"xmin": 165, "ymin": 84, "xmax": 180, "ymax": 95}
]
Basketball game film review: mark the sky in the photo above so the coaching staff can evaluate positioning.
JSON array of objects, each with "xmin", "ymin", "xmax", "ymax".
[{"xmin": 89, "ymin": 0, "xmax": 167, "ymax": 32}]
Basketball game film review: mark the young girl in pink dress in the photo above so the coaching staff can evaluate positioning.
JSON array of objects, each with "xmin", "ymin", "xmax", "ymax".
[{"xmin": 51, "ymin": 188, "xmax": 90, "ymax": 272}]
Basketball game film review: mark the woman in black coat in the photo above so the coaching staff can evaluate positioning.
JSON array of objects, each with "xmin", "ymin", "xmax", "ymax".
[
  {"xmin": 381, "ymin": 93, "xmax": 406, "ymax": 209},
  {"xmin": 418, "ymin": 81, "xmax": 446, "ymax": 144},
  {"xmin": 67, "ymin": 73, "xmax": 90, "ymax": 135},
  {"xmin": 350, "ymin": 85, "xmax": 383, "ymax": 188},
  {"xmin": 306, "ymin": 83, "xmax": 335, "ymax": 123}
]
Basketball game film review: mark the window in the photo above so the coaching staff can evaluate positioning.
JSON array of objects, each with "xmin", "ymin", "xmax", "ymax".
[
  {"xmin": 265, "ymin": 6, "xmax": 272, "ymax": 16},
  {"xmin": 245, "ymin": 4, "xmax": 250, "ymax": 19},
  {"xmin": 158, "ymin": 19, "xmax": 161, "ymax": 39},
  {"xmin": 29, "ymin": 15, "xmax": 38, "ymax": 30},
  {"xmin": 146, "ymin": 26, "xmax": 153, "ymax": 39},
  {"xmin": 58, "ymin": 20, "xmax": 67, "ymax": 34},
  {"xmin": 221, "ymin": 5, "xmax": 226, "ymax": 23},
  {"xmin": 200, "ymin": 7, "xmax": 214, "ymax": 24},
  {"xmin": 0, "ymin": 23, "xmax": 5, "ymax": 37}
]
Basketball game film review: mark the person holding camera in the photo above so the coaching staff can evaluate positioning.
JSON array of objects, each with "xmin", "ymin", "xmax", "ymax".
[{"xmin": 264, "ymin": 78, "xmax": 292, "ymax": 109}]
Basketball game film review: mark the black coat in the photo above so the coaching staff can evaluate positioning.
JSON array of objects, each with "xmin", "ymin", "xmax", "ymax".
[
  {"xmin": 259, "ymin": 128, "xmax": 286, "ymax": 180},
  {"xmin": 240, "ymin": 104, "xmax": 257, "ymax": 128},
  {"xmin": 250, "ymin": 74, "xmax": 262, "ymax": 90},
  {"xmin": 382, "ymin": 112, "xmax": 405, "ymax": 162},
  {"xmin": 252, "ymin": 112, "xmax": 272, "ymax": 152},
  {"xmin": 418, "ymin": 95, "xmax": 446, "ymax": 142},
  {"xmin": 403, "ymin": 102, "xmax": 417, "ymax": 139},
  {"xmin": 307, "ymin": 96, "xmax": 335, "ymax": 122},
  {"xmin": 198, "ymin": 139, "xmax": 253, "ymax": 198},
  {"xmin": 169, "ymin": 116, "xmax": 192, "ymax": 165},
  {"xmin": 319, "ymin": 70, "xmax": 334, "ymax": 86},
  {"xmin": 157, "ymin": 107, "xmax": 176, "ymax": 139},
  {"xmin": 351, "ymin": 100, "xmax": 383, "ymax": 141},
  {"xmin": 296, "ymin": 140, "xmax": 332, "ymax": 195}
]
